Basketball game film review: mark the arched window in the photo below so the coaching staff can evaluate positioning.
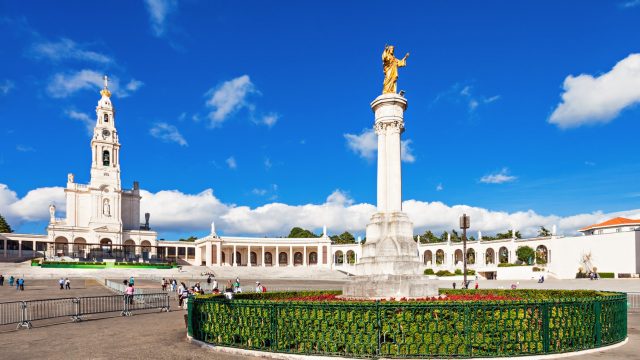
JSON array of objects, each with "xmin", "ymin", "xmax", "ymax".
[
  {"xmin": 250, "ymin": 251, "xmax": 257, "ymax": 266},
  {"xmin": 536, "ymin": 245, "xmax": 548, "ymax": 264},
  {"xmin": 485, "ymin": 248, "xmax": 495, "ymax": 265},
  {"xmin": 102, "ymin": 150, "xmax": 110, "ymax": 166},
  {"xmin": 279, "ymin": 252, "xmax": 288, "ymax": 266},
  {"xmin": 423, "ymin": 250, "xmax": 432, "ymax": 265},
  {"xmin": 265, "ymin": 252, "xmax": 272, "ymax": 266},
  {"xmin": 235, "ymin": 251, "xmax": 242, "ymax": 266},
  {"xmin": 294, "ymin": 252, "xmax": 303, "ymax": 265},
  {"xmin": 308, "ymin": 252, "xmax": 318, "ymax": 265},
  {"xmin": 104, "ymin": 113, "xmax": 109, "ymax": 123},
  {"xmin": 454, "ymin": 249, "xmax": 463, "ymax": 265},
  {"xmin": 335, "ymin": 251, "xmax": 344, "ymax": 265},
  {"xmin": 466, "ymin": 248, "xmax": 476, "ymax": 265},
  {"xmin": 499, "ymin": 247, "xmax": 509, "ymax": 264},
  {"xmin": 436, "ymin": 249, "xmax": 445, "ymax": 265}
]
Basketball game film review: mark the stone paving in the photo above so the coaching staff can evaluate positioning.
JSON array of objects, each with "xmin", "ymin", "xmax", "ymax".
[{"xmin": 0, "ymin": 275, "xmax": 638, "ymax": 359}]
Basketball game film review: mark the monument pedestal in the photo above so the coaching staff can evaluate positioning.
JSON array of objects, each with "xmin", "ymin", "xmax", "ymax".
[{"xmin": 342, "ymin": 92, "xmax": 438, "ymax": 299}]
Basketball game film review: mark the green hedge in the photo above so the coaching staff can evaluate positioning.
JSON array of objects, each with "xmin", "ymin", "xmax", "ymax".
[
  {"xmin": 114, "ymin": 262, "xmax": 175, "ymax": 269},
  {"xmin": 598, "ymin": 272, "xmax": 615, "ymax": 278},
  {"xmin": 424, "ymin": 268, "xmax": 435, "ymax": 275},
  {"xmin": 497, "ymin": 263, "xmax": 529, "ymax": 267},
  {"xmin": 41, "ymin": 261, "xmax": 106, "ymax": 268},
  {"xmin": 189, "ymin": 290, "xmax": 627, "ymax": 358}
]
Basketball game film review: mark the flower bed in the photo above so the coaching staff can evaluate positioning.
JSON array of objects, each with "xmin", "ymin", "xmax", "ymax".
[
  {"xmin": 188, "ymin": 289, "xmax": 627, "ymax": 358},
  {"xmin": 40, "ymin": 261, "xmax": 106, "ymax": 269}
]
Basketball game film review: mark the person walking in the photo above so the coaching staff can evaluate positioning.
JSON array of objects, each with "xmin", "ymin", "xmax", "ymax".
[
  {"xmin": 128, "ymin": 276, "xmax": 134, "ymax": 286},
  {"xmin": 16, "ymin": 278, "xmax": 20, "ymax": 291},
  {"xmin": 474, "ymin": 282, "xmax": 479, "ymax": 290},
  {"xmin": 59, "ymin": 277, "xmax": 64, "ymax": 290},
  {"xmin": 65, "ymin": 278, "xmax": 71, "ymax": 290},
  {"xmin": 125, "ymin": 283, "xmax": 135, "ymax": 305},
  {"xmin": 255, "ymin": 281, "xmax": 264, "ymax": 293},
  {"xmin": 452, "ymin": 282, "xmax": 456, "ymax": 289},
  {"xmin": 9, "ymin": 275, "xmax": 14, "ymax": 287},
  {"xmin": 18, "ymin": 278, "xmax": 24, "ymax": 291},
  {"xmin": 0, "ymin": 274, "xmax": 4, "ymax": 286}
]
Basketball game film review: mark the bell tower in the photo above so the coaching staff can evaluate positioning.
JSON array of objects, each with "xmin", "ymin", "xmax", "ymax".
[
  {"xmin": 88, "ymin": 75, "xmax": 123, "ymax": 232},
  {"xmin": 90, "ymin": 75, "xmax": 121, "ymax": 189}
]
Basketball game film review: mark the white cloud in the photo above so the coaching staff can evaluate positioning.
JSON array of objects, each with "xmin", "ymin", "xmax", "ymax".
[
  {"xmin": 252, "ymin": 188, "xmax": 267, "ymax": 196},
  {"xmin": 66, "ymin": 110, "xmax": 94, "ymax": 135},
  {"xmin": 149, "ymin": 122, "xmax": 188, "ymax": 146},
  {"xmin": 480, "ymin": 168, "xmax": 517, "ymax": 184},
  {"xmin": 0, "ymin": 184, "xmax": 65, "ymax": 226},
  {"xmin": 436, "ymin": 183, "xmax": 443, "ymax": 191},
  {"xmin": 345, "ymin": 128, "xmax": 415, "ymax": 163},
  {"xmin": 264, "ymin": 157, "xmax": 272, "ymax": 170},
  {"xmin": 144, "ymin": 0, "xmax": 177, "ymax": 37},
  {"xmin": 0, "ymin": 80, "xmax": 15, "ymax": 95},
  {"xmin": 47, "ymin": 70, "xmax": 143, "ymax": 98},
  {"xmin": 29, "ymin": 38, "xmax": 112, "ymax": 64},
  {"xmin": 435, "ymin": 83, "xmax": 500, "ymax": 113},
  {"xmin": 261, "ymin": 113, "xmax": 279, "ymax": 127},
  {"xmin": 549, "ymin": 53, "xmax": 640, "ymax": 128},
  {"xmin": 621, "ymin": 0, "xmax": 640, "ymax": 8},
  {"xmin": 16, "ymin": 145, "xmax": 35, "ymax": 152},
  {"xmin": 205, "ymin": 75, "xmax": 256, "ymax": 126},
  {"xmin": 125, "ymin": 79, "xmax": 144, "ymax": 92},
  {"xmin": 344, "ymin": 129, "xmax": 377, "ymax": 160},
  {"xmin": 226, "ymin": 156, "xmax": 237, "ymax": 169},
  {"xmin": 401, "ymin": 139, "xmax": 416, "ymax": 163},
  {"xmin": 4, "ymin": 183, "xmax": 640, "ymax": 238}
]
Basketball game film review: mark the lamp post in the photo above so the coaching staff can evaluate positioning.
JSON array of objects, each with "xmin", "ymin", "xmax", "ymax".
[{"xmin": 459, "ymin": 214, "xmax": 471, "ymax": 287}]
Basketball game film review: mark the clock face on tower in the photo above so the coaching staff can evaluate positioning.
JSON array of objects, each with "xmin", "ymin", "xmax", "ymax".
[{"xmin": 102, "ymin": 129, "xmax": 111, "ymax": 139}]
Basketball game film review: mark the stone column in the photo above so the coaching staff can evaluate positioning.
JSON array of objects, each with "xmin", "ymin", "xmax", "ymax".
[
  {"xmin": 216, "ymin": 243, "xmax": 221, "ymax": 266},
  {"xmin": 386, "ymin": 123, "xmax": 403, "ymax": 212},
  {"xmin": 303, "ymin": 245, "xmax": 307, "ymax": 266},
  {"xmin": 3, "ymin": 239, "xmax": 6, "ymax": 257},
  {"xmin": 18, "ymin": 240, "xmax": 22, "ymax": 257},
  {"xmin": 376, "ymin": 122, "xmax": 387, "ymax": 212},
  {"xmin": 261, "ymin": 246, "xmax": 265, "ymax": 267},
  {"xmin": 195, "ymin": 244, "xmax": 202, "ymax": 265},
  {"xmin": 205, "ymin": 241, "xmax": 212, "ymax": 267},
  {"xmin": 232, "ymin": 245, "xmax": 236, "ymax": 266},
  {"xmin": 248, "ymin": 245, "xmax": 252, "ymax": 267},
  {"xmin": 289, "ymin": 245, "xmax": 293, "ymax": 267},
  {"xmin": 275, "ymin": 246, "xmax": 279, "ymax": 266},
  {"xmin": 317, "ymin": 245, "xmax": 321, "ymax": 267}
]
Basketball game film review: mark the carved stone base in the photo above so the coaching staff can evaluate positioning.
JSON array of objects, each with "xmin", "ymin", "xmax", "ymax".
[
  {"xmin": 342, "ymin": 211, "xmax": 439, "ymax": 299},
  {"xmin": 342, "ymin": 274, "xmax": 439, "ymax": 299}
]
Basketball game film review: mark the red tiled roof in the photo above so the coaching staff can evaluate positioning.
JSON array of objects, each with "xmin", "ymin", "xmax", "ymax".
[{"xmin": 579, "ymin": 217, "xmax": 640, "ymax": 231}]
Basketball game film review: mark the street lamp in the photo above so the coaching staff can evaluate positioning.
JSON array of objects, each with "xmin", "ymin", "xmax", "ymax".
[{"xmin": 459, "ymin": 214, "xmax": 471, "ymax": 287}]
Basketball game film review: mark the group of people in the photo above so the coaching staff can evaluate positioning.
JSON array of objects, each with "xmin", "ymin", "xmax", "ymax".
[
  {"xmin": 58, "ymin": 278, "xmax": 71, "ymax": 290},
  {"xmin": 161, "ymin": 278, "xmax": 179, "ymax": 292},
  {"xmin": 0, "ymin": 275, "xmax": 25, "ymax": 290}
]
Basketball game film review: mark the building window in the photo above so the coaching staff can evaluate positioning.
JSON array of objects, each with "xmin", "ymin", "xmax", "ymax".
[
  {"xmin": 597, "ymin": 230, "xmax": 603, "ymax": 235},
  {"xmin": 102, "ymin": 150, "xmax": 110, "ymax": 166},
  {"xmin": 616, "ymin": 228, "xmax": 621, "ymax": 233},
  {"xmin": 104, "ymin": 114, "xmax": 109, "ymax": 123}
]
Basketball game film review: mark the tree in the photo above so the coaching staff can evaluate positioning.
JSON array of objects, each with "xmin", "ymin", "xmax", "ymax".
[
  {"xmin": 538, "ymin": 226, "xmax": 552, "ymax": 237},
  {"xmin": 496, "ymin": 230, "xmax": 522, "ymax": 239},
  {"xmin": 419, "ymin": 230, "xmax": 441, "ymax": 244},
  {"xmin": 516, "ymin": 246, "xmax": 535, "ymax": 264},
  {"xmin": 439, "ymin": 231, "xmax": 449, "ymax": 242},
  {"xmin": 178, "ymin": 236, "xmax": 198, "ymax": 242},
  {"xmin": 331, "ymin": 231, "xmax": 356, "ymax": 244},
  {"xmin": 450, "ymin": 229, "xmax": 461, "ymax": 242},
  {"xmin": 0, "ymin": 214, "xmax": 13, "ymax": 233},
  {"xmin": 287, "ymin": 227, "xmax": 319, "ymax": 238}
]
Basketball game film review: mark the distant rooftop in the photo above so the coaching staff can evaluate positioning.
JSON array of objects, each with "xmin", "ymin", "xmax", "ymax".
[{"xmin": 579, "ymin": 217, "xmax": 640, "ymax": 232}]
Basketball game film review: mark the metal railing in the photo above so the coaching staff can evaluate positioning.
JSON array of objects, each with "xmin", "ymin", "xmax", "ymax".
[
  {"xmin": 188, "ymin": 293, "xmax": 627, "ymax": 358},
  {"xmin": 104, "ymin": 279, "xmax": 150, "ymax": 294},
  {"xmin": 0, "ymin": 293, "xmax": 170, "ymax": 329},
  {"xmin": 627, "ymin": 292, "xmax": 640, "ymax": 311}
]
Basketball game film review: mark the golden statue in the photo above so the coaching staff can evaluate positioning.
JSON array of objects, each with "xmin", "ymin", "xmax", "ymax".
[{"xmin": 382, "ymin": 45, "xmax": 409, "ymax": 94}]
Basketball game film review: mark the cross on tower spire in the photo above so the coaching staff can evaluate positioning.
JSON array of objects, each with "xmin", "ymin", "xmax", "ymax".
[
  {"xmin": 100, "ymin": 74, "xmax": 111, "ymax": 98},
  {"xmin": 103, "ymin": 75, "xmax": 109, "ymax": 89}
]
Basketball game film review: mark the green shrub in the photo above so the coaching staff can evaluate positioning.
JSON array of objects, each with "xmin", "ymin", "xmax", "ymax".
[
  {"xmin": 454, "ymin": 268, "xmax": 462, "ymax": 275},
  {"xmin": 42, "ymin": 261, "xmax": 106, "ymax": 265},
  {"xmin": 423, "ymin": 268, "xmax": 434, "ymax": 275},
  {"xmin": 598, "ymin": 272, "xmax": 614, "ymax": 278},
  {"xmin": 435, "ymin": 270, "xmax": 454, "ymax": 277},
  {"xmin": 516, "ymin": 246, "xmax": 535, "ymax": 264},
  {"xmin": 533, "ymin": 266, "xmax": 544, "ymax": 272},
  {"xmin": 498, "ymin": 263, "xmax": 529, "ymax": 267},
  {"xmin": 189, "ymin": 289, "xmax": 626, "ymax": 358}
]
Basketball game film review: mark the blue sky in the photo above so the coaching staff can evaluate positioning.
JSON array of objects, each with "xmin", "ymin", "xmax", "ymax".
[{"xmin": 1, "ymin": 1, "xmax": 640, "ymax": 239}]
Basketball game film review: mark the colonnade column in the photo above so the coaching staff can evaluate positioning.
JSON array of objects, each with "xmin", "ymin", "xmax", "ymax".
[
  {"xmin": 261, "ymin": 246, "xmax": 265, "ymax": 267},
  {"xmin": 205, "ymin": 241, "xmax": 212, "ymax": 267},
  {"xmin": 195, "ymin": 244, "xmax": 202, "ymax": 265},
  {"xmin": 318, "ymin": 245, "xmax": 321, "ymax": 267},
  {"xmin": 18, "ymin": 240, "xmax": 22, "ymax": 257},
  {"xmin": 216, "ymin": 243, "xmax": 221, "ymax": 265},
  {"xmin": 303, "ymin": 246, "xmax": 307, "ymax": 266},
  {"xmin": 248, "ymin": 245, "xmax": 252, "ymax": 267},
  {"xmin": 233, "ymin": 245, "xmax": 237, "ymax": 266},
  {"xmin": 2, "ymin": 239, "xmax": 6, "ymax": 257},
  {"xmin": 275, "ymin": 246, "xmax": 279, "ymax": 266},
  {"xmin": 289, "ymin": 245, "xmax": 293, "ymax": 267}
]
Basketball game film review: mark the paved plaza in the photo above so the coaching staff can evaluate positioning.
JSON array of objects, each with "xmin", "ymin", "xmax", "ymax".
[{"xmin": 0, "ymin": 273, "xmax": 638, "ymax": 359}]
